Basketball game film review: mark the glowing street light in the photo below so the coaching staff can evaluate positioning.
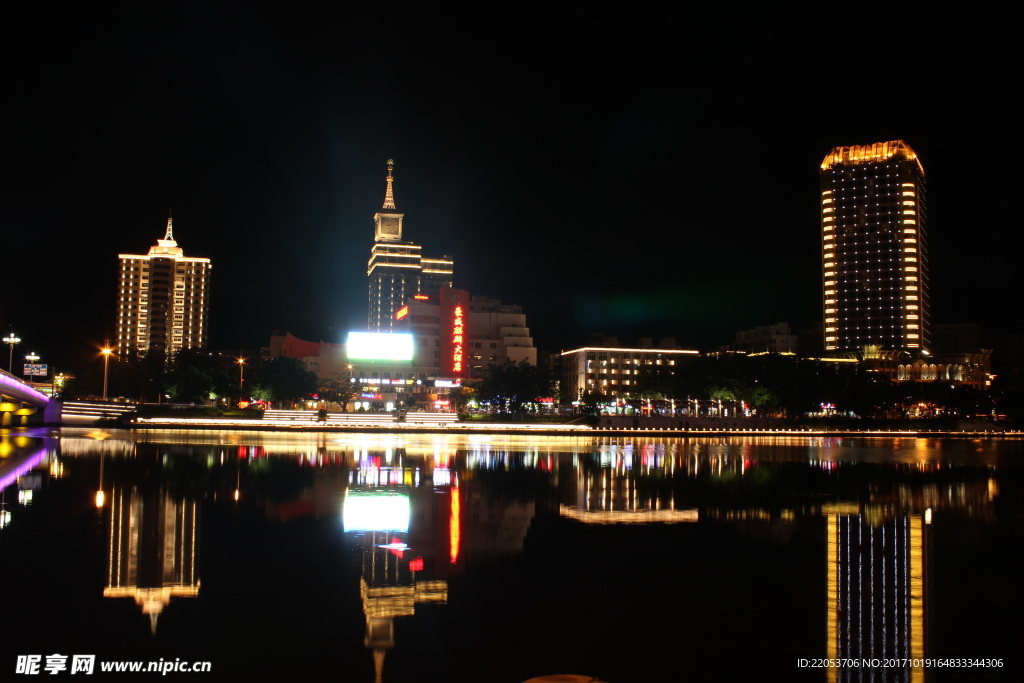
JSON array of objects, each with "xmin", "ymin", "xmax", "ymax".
[
  {"xmin": 25, "ymin": 351, "xmax": 40, "ymax": 381},
  {"xmin": 237, "ymin": 356, "xmax": 246, "ymax": 406},
  {"xmin": 3, "ymin": 332, "xmax": 21, "ymax": 373},
  {"xmin": 101, "ymin": 347, "xmax": 113, "ymax": 400}
]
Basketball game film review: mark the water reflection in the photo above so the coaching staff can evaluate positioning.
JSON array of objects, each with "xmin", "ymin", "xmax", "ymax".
[
  {"xmin": 0, "ymin": 430, "xmax": 1018, "ymax": 681},
  {"xmin": 344, "ymin": 485, "xmax": 449, "ymax": 683},
  {"xmin": 825, "ymin": 512, "xmax": 930, "ymax": 683},
  {"xmin": 103, "ymin": 482, "xmax": 200, "ymax": 634}
]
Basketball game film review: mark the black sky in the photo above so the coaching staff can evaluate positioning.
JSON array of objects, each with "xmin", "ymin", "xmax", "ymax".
[{"xmin": 2, "ymin": 4, "xmax": 1016, "ymax": 371}]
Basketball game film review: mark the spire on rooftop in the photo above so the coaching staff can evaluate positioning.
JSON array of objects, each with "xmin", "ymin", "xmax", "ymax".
[
  {"xmin": 164, "ymin": 216, "xmax": 174, "ymax": 241},
  {"xmin": 382, "ymin": 159, "xmax": 396, "ymax": 210}
]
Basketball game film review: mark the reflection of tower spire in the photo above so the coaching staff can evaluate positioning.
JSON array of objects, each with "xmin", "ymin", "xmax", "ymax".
[
  {"xmin": 103, "ymin": 485, "xmax": 200, "ymax": 636},
  {"xmin": 382, "ymin": 159, "xmax": 396, "ymax": 210}
]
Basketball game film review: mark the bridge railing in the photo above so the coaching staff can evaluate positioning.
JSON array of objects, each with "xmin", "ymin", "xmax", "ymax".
[{"xmin": 0, "ymin": 368, "xmax": 49, "ymax": 405}]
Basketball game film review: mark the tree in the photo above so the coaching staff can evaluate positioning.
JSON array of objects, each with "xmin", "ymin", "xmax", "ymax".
[
  {"xmin": 579, "ymin": 390, "xmax": 610, "ymax": 417},
  {"xmin": 447, "ymin": 384, "xmax": 475, "ymax": 413},
  {"xmin": 254, "ymin": 356, "xmax": 318, "ymax": 406},
  {"xmin": 318, "ymin": 372, "xmax": 358, "ymax": 411},
  {"xmin": 164, "ymin": 348, "xmax": 237, "ymax": 404},
  {"xmin": 477, "ymin": 359, "xmax": 554, "ymax": 414}
]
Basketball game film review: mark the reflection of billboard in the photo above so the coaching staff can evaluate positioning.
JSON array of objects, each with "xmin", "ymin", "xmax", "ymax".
[
  {"xmin": 346, "ymin": 332, "xmax": 414, "ymax": 361},
  {"xmin": 343, "ymin": 492, "xmax": 410, "ymax": 532}
]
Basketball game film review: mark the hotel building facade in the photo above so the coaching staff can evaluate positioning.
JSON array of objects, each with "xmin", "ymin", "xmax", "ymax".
[
  {"xmin": 820, "ymin": 140, "xmax": 929, "ymax": 353},
  {"xmin": 368, "ymin": 160, "xmax": 454, "ymax": 332},
  {"xmin": 560, "ymin": 345, "xmax": 699, "ymax": 401},
  {"xmin": 116, "ymin": 218, "xmax": 211, "ymax": 354}
]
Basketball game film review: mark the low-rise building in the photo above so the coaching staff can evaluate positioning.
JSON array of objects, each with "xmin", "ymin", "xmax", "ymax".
[
  {"xmin": 729, "ymin": 322, "xmax": 798, "ymax": 355},
  {"xmin": 560, "ymin": 344, "xmax": 699, "ymax": 402}
]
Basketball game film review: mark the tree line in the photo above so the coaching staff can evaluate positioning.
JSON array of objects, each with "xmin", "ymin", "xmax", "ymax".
[{"xmin": 63, "ymin": 347, "xmax": 338, "ymax": 407}]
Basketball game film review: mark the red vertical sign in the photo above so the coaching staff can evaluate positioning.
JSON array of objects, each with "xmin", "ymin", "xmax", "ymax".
[{"xmin": 440, "ymin": 286, "xmax": 470, "ymax": 379}]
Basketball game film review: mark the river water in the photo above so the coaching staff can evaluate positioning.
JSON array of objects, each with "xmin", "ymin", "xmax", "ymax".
[{"xmin": 1, "ymin": 428, "xmax": 1020, "ymax": 682}]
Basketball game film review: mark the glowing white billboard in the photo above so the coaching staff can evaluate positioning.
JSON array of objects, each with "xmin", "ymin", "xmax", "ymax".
[
  {"xmin": 342, "ymin": 492, "xmax": 410, "ymax": 532},
  {"xmin": 346, "ymin": 332, "xmax": 414, "ymax": 361}
]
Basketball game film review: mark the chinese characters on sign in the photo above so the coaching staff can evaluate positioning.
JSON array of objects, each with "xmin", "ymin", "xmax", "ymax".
[
  {"xmin": 452, "ymin": 305, "xmax": 464, "ymax": 374},
  {"xmin": 440, "ymin": 286, "xmax": 470, "ymax": 379}
]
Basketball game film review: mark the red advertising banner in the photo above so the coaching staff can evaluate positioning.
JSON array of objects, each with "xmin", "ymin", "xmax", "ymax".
[{"xmin": 439, "ymin": 286, "xmax": 470, "ymax": 379}]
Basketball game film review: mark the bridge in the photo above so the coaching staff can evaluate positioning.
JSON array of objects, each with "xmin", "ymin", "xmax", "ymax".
[{"xmin": 0, "ymin": 369, "xmax": 49, "ymax": 425}]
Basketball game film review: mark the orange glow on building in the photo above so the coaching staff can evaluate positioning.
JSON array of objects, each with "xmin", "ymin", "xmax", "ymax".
[
  {"xmin": 413, "ymin": 294, "xmax": 430, "ymax": 300},
  {"xmin": 820, "ymin": 139, "xmax": 923, "ymax": 175},
  {"xmin": 395, "ymin": 306, "xmax": 409, "ymax": 320}
]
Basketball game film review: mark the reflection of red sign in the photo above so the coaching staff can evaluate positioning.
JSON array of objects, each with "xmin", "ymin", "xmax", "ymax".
[
  {"xmin": 439, "ymin": 286, "xmax": 470, "ymax": 379},
  {"xmin": 409, "ymin": 557, "xmax": 424, "ymax": 572}
]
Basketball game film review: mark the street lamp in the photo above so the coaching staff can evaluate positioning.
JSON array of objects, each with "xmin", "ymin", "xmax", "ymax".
[
  {"xmin": 237, "ymin": 357, "xmax": 246, "ymax": 405},
  {"xmin": 3, "ymin": 333, "xmax": 21, "ymax": 373},
  {"xmin": 101, "ymin": 347, "xmax": 113, "ymax": 400}
]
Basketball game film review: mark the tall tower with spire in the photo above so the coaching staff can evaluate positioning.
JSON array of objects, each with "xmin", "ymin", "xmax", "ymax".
[
  {"xmin": 367, "ymin": 160, "xmax": 453, "ymax": 331},
  {"xmin": 373, "ymin": 160, "xmax": 405, "ymax": 242},
  {"xmin": 116, "ymin": 216, "xmax": 212, "ymax": 354}
]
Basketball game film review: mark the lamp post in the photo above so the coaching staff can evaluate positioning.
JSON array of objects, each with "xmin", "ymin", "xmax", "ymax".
[
  {"xmin": 25, "ymin": 352, "xmax": 40, "ymax": 379},
  {"xmin": 101, "ymin": 347, "xmax": 113, "ymax": 400},
  {"xmin": 3, "ymin": 333, "xmax": 21, "ymax": 373},
  {"xmin": 237, "ymin": 357, "xmax": 245, "ymax": 406}
]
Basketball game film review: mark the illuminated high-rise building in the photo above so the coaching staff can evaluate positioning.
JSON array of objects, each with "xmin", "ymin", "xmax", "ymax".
[
  {"xmin": 117, "ymin": 218, "xmax": 211, "ymax": 354},
  {"xmin": 820, "ymin": 140, "xmax": 929, "ymax": 353},
  {"xmin": 367, "ymin": 160, "xmax": 454, "ymax": 331}
]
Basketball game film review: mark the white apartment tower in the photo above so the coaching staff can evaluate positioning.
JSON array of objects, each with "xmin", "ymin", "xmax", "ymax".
[
  {"xmin": 117, "ymin": 218, "xmax": 211, "ymax": 354},
  {"xmin": 367, "ymin": 160, "xmax": 454, "ymax": 331}
]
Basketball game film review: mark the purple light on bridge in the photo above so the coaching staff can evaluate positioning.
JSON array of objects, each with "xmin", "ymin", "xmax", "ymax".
[
  {"xmin": 0, "ymin": 369, "xmax": 49, "ymax": 405},
  {"xmin": 0, "ymin": 447, "xmax": 48, "ymax": 491}
]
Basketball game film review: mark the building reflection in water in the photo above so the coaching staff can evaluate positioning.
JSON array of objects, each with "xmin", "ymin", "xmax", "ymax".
[
  {"xmin": 558, "ymin": 443, "xmax": 699, "ymax": 524},
  {"xmin": 344, "ymin": 452, "xmax": 451, "ymax": 683},
  {"xmin": 103, "ymin": 482, "xmax": 200, "ymax": 634},
  {"xmin": 27, "ymin": 432, "xmax": 1008, "ymax": 680},
  {"xmin": 826, "ymin": 511, "xmax": 929, "ymax": 683}
]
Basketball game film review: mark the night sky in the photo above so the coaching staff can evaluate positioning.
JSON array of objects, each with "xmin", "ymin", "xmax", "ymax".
[{"xmin": 3, "ymin": 5, "xmax": 1016, "ymax": 372}]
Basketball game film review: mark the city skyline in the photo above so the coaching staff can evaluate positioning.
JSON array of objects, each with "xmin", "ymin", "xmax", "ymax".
[{"xmin": 3, "ymin": 5, "xmax": 1016, "ymax": 373}]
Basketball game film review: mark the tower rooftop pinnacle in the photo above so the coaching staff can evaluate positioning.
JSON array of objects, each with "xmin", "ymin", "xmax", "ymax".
[
  {"xmin": 382, "ymin": 159, "xmax": 397, "ymax": 210},
  {"xmin": 150, "ymin": 215, "xmax": 182, "ymax": 255}
]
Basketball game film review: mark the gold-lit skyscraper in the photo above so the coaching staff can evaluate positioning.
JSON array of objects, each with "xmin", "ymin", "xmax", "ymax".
[
  {"xmin": 820, "ymin": 141, "xmax": 929, "ymax": 353},
  {"xmin": 116, "ymin": 218, "xmax": 212, "ymax": 354},
  {"xmin": 367, "ymin": 160, "xmax": 453, "ymax": 331}
]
